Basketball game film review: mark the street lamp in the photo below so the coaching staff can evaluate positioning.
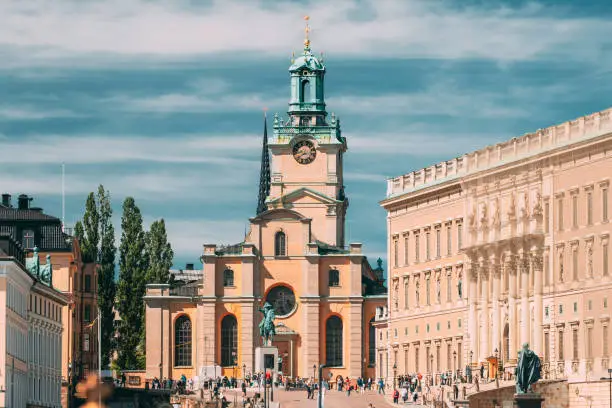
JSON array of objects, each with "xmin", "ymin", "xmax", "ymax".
[
  {"xmin": 393, "ymin": 362, "xmax": 397, "ymax": 389},
  {"xmin": 453, "ymin": 351, "xmax": 457, "ymax": 378},
  {"xmin": 242, "ymin": 364, "xmax": 246, "ymax": 381}
]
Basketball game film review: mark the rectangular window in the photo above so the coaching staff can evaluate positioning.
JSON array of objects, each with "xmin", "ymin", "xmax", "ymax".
[
  {"xmin": 393, "ymin": 238, "xmax": 399, "ymax": 267},
  {"xmin": 572, "ymin": 195, "xmax": 578, "ymax": 228},
  {"xmin": 573, "ymin": 302, "xmax": 578, "ymax": 313},
  {"xmin": 404, "ymin": 349, "xmax": 408, "ymax": 372},
  {"xmin": 84, "ymin": 305, "xmax": 91, "ymax": 322},
  {"xmin": 604, "ymin": 243, "xmax": 609, "ymax": 276},
  {"xmin": 84, "ymin": 275, "xmax": 92, "ymax": 293},
  {"xmin": 586, "ymin": 327, "xmax": 593, "ymax": 359},
  {"xmin": 572, "ymin": 328, "xmax": 579, "ymax": 360},
  {"xmin": 447, "ymin": 343, "xmax": 452, "ymax": 370},
  {"xmin": 544, "ymin": 202, "xmax": 550, "ymax": 233},
  {"xmin": 447, "ymin": 226, "xmax": 452, "ymax": 256},
  {"xmin": 544, "ymin": 332, "xmax": 550, "ymax": 362},
  {"xmin": 415, "ymin": 235, "xmax": 420, "ymax": 263},
  {"xmin": 458, "ymin": 318, "xmax": 462, "ymax": 328},
  {"xmin": 458, "ymin": 344, "xmax": 462, "ymax": 367},
  {"xmin": 404, "ymin": 235, "xmax": 409, "ymax": 265},
  {"xmin": 545, "ymin": 306, "xmax": 549, "ymax": 318},
  {"xmin": 587, "ymin": 192, "xmax": 593, "ymax": 226},
  {"xmin": 436, "ymin": 229, "xmax": 441, "ymax": 258},
  {"xmin": 604, "ymin": 326, "xmax": 609, "ymax": 357},
  {"xmin": 559, "ymin": 304, "xmax": 563, "ymax": 315},
  {"xmin": 605, "ymin": 297, "xmax": 608, "ymax": 309},
  {"xmin": 588, "ymin": 300, "xmax": 592, "ymax": 311},
  {"xmin": 544, "ymin": 257, "xmax": 550, "ymax": 286},
  {"xmin": 446, "ymin": 273, "xmax": 452, "ymax": 302},
  {"xmin": 558, "ymin": 330, "xmax": 564, "ymax": 360},
  {"xmin": 573, "ymin": 248, "xmax": 578, "ymax": 281},
  {"xmin": 458, "ymin": 224, "xmax": 463, "ymax": 250},
  {"xmin": 604, "ymin": 188, "xmax": 609, "ymax": 222},
  {"xmin": 22, "ymin": 229, "xmax": 35, "ymax": 249},
  {"xmin": 415, "ymin": 348, "xmax": 419, "ymax": 373},
  {"xmin": 426, "ymin": 278, "xmax": 431, "ymax": 305},
  {"xmin": 426, "ymin": 231, "xmax": 431, "ymax": 260},
  {"xmin": 404, "ymin": 280, "xmax": 409, "ymax": 310},
  {"xmin": 558, "ymin": 198, "xmax": 564, "ymax": 231},
  {"xmin": 426, "ymin": 347, "xmax": 431, "ymax": 372}
]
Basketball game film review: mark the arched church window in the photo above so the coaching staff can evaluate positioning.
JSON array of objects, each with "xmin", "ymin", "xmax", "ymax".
[
  {"xmin": 300, "ymin": 80, "xmax": 311, "ymax": 103},
  {"xmin": 174, "ymin": 315, "xmax": 192, "ymax": 367},
  {"xmin": 274, "ymin": 231, "xmax": 286, "ymax": 257},
  {"xmin": 328, "ymin": 269, "xmax": 340, "ymax": 287},
  {"xmin": 368, "ymin": 318, "xmax": 376, "ymax": 366},
  {"xmin": 221, "ymin": 315, "xmax": 238, "ymax": 367},
  {"xmin": 326, "ymin": 316, "xmax": 343, "ymax": 367},
  {"xmin": 223, "ymin": 268, "xmax": 234, "ymax": 287}
]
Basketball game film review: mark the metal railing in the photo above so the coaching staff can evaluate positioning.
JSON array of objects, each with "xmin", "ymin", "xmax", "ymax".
[{"xmin": 169, "ymin": 286, "xmax": 199, "ymax": 297}]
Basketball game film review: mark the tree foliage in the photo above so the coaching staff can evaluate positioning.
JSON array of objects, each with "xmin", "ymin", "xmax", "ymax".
[
  {"xmin": 97, "ymin": 185, "xmax": 116, "ymax": 369},
  {"xmin": 145, "ymin": 219, "xmax": 174, "ymax": 284},
  {"xmin": 116, "ymin": 197, "xmax": 148, "ymax": 370},
  {"xmin": 81, "ymin": 192, "xmax": 99, "ymax": 263}
]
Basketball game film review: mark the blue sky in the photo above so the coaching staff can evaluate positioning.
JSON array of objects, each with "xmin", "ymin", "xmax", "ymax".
[{"xmin": 1, "ymin": 0, "xmax": 611, "ymax": 269}]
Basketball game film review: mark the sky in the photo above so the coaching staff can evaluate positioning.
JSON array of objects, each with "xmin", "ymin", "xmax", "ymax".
[{"xmin": 1, "ymin": 0, "xmax": 611, "ymax": 270}]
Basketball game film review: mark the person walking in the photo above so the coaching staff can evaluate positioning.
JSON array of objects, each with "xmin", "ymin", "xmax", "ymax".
[
  {"xmin": 401, "ymin": 387, "xmax": 408, "ymax": 403},
  {"xmin": 378, "ymin": 378, "xmax": 385, "ymax": 395},
  {"xmin": 393, "ymin": 388, "xmax": 399, "ymax": 404},
  {"xmin": 453, "ymin": 383, "xmax": 459, "ymax": 400}
]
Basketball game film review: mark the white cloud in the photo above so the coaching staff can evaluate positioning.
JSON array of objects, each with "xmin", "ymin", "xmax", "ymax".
[
  {"xmin": 0, "ymin": 106, "xmax": 83, "ymax": 120},
  {"xmin": 0, "ymin": 134, "xmax": 261, "ymax": 164},
  {"xmin": 0, "ymin": 0, "xmax": 610, "ymax": 68}
]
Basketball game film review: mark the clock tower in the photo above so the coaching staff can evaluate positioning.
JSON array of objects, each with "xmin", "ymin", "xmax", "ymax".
[{"xmin": 267, "ymin": 17, "xmax": 348, "ymax": 247}]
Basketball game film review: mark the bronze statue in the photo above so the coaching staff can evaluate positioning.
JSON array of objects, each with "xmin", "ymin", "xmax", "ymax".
[
  {"xmin": 515, "ymin": 343, "xmax": 541, "ymax": 394},
  {"xmin": 258, "ymin": 302, "xmax": 276, "ymax": 346}
]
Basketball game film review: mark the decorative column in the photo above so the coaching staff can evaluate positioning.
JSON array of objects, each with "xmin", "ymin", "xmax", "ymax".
[
  {"xmin": 491, "ymin": 254, "xmax": 501, "ymax": 358},
  {"xmin": 480, "ymin": 258, "xmax": 490, "ymax": 361},
  {"xmin": 468, "ymin": 260, "xmax": 478, "ymax": 364},
  {"xmin": 531, "ymin": 247, "xmax": 544, "ymax": 355},
  {"xmin": 505, "ymin": 251, "xmax": 517, "ymax": 363},
  {"xmin": 520, "ymin": 250, "xmax": 530, "ymax": 346}
]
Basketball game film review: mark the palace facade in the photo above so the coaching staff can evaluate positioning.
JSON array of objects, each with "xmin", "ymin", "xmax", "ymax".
[
  {"xmin": 380, "ymin": 108, "xmax": 612, "ymax": 383},
  {"xmin": 144, "ymin": 28, "xmax": 386, "ymax": 383}
]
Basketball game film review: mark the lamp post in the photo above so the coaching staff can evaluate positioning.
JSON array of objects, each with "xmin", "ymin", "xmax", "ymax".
[
  {"xmin": 600, "ymin": 368, "xmax": 612, "ymax": 408},
  {"xmin": 242, "ymin": 364, "xmax": 246, "ymax": 381},
  {"xmin": 313, "ymin": 364, "xmax": 317, "ymax": 382},
  {"xmin": 453, "ymin": 350, "xmax": 457, "ymax": 379},
  {"xmin": 393, "ymin": 362, "xmax": 397, "ymax": 390},
  {"xmin": 494, "ymin": 348, "xmax": 499, "ymax": 388}
]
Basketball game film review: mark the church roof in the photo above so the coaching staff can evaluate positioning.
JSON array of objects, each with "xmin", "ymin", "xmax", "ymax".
[{"xmin": 289, "ymin": 50, "xmax": 325, "ymax": 72}]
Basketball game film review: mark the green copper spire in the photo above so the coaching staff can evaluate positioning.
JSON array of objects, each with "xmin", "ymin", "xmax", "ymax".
[{"xmin": 256, "ymin": 112, "xmax": 271, "ymax": 215}]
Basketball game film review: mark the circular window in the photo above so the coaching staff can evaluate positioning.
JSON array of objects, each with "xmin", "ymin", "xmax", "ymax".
[{"xmin": 266, "ymin": 285, "xmax": 297, "ymax": 317}]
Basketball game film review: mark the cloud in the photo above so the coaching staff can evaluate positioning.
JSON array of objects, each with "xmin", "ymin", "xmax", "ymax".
[
  {"xmin": 0, "ymin": 106, "xmax": 83, "ymax": 120},
  {"xmin": 0, "ymin": 134, "xmax": 261, "ymax": 164},
  {"xmin": 1, "ymin": 0, "xmax": 611, "ymax": 68}
]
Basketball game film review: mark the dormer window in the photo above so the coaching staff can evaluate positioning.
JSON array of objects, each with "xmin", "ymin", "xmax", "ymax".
[
  {"xmin": 274, "ymin": 231, "xmax": 286, "ymax": 257},
  {"xmin": 22, "ymin": 229, "xmax": 35, "ymax": 249},
  {"xmin": 223, "ymin": 269, "xmax": 234, "ymax": 287}
]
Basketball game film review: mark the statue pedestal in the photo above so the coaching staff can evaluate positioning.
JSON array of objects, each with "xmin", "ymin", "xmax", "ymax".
[
  {"xmin": 514, "ymin": 393, "xmax": 544, "ymax": 408},
  {"xmin": 255, "ymin": 346, "xmax": 278, "ymax": 374}
]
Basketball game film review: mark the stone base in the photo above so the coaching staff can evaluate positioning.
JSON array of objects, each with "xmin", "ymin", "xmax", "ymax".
[
  {"xmin": 514, "ymin": 392, "xmax": 544, "ymax": 408},
  {"xmin": 255, "ymin": 346, "xmax": 279, "ymax": 374}
]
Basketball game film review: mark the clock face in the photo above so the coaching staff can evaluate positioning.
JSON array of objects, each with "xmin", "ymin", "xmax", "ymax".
[{"xmin": 292, "ymin": 140, "xmax": 316, "ymax": 165}]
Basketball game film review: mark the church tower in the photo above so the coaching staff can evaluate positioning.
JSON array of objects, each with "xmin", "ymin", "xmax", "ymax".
[{"xmin": 267, "ymin": 16, "xmax": 348, "ymax": 247}]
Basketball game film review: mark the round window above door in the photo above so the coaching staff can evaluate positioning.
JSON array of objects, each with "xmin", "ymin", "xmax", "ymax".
[{"xmin": 266, "ymin": 285, "xmax": 297, "ymax": 317}]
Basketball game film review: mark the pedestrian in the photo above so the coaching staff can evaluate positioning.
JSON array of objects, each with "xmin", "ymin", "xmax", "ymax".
[
  {"xmin": 480, "ymin": 364, "xmax": 484, "ymax": 379},
  {"xmin": 393, "ymin": 388, "xmax": 399, "ymax": 404},
  {"xmin": 242, "ymin": 381, "xmax": 247, "ymax": 397},
  {"xmin": 378, "ymin": 378, "xmax": 385, "ymax": 395},
  {"xmin": 401, "ymin": 387, "xmax": 408, "ymax": 403},
  {"xmin": 306, "ymin": 382, "xmax": 312, "ymax": 399},
  {"xmin": 453, "ymin": 383, "xmax": 459, "ymax": 400}
]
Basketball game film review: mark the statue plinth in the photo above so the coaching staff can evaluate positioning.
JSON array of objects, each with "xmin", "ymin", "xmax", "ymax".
[
  {"xmin": 255, "ymin": 346, "xmax": 279, "ymax": 374},
  {"xmin": 514, "ymin": 392, "xmax": 544, "ymax": 408}
]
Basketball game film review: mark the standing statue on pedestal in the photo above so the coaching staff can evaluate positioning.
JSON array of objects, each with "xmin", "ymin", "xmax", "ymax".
[
  {"xmin": 515, "ymin": 343, "xmax": 541, "ymax": 394},
  {"xmin": 259, "ymin": 302, "xmax": 276, "ymax": 346}
]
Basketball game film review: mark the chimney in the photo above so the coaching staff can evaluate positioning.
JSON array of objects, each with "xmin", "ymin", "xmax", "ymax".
[
  {"xmin": 185, "ymin": 263, "xmax": 194, "ymax": 270},
  {"xmin": 17, "ymin": 194, "xmax": 31, "ymax": 210},
  {"xmin": 1, "ymin": 194, "xmax": 11, "ymax": 207}
]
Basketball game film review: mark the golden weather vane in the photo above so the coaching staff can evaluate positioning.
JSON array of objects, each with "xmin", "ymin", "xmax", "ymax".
[{"xmin": 304, "ymin": 15, "xmax": 311, "ymax": 49}]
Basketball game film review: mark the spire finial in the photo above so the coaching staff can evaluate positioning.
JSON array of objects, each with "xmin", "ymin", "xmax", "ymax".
[{"xmin": 303, "ymin": 15, "xmax": 311, "ymax": 50}]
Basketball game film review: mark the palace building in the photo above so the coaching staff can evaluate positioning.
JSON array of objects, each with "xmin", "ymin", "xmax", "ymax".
[
  {"xmin": 144, "ymin": 23, "xmax": 386, "ymax": 383},
  {"xmin": 379, "ymin": 107, "xmax": 612, "ymax": 384}
]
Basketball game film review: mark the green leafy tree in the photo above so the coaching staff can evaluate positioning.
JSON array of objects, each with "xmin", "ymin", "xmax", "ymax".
[
  {"xmin": 97, "ymin": 185, "xmax": 116, "ymax": 369},
  {"xmin": 145, "ymin": 219, "xmax": 174, "ymax": 284},
  {"xmin": 116, "ymin": 197, "xmax": 148, "ymax": 369},
  {"xmin": 81, "ymin": 192, "xmax": 99, "ymax": 263}
]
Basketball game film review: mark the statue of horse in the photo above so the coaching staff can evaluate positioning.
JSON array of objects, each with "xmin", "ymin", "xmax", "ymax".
[{"xmin": 258, "ymin": 302, "xmax": 276, "ymax": 346}]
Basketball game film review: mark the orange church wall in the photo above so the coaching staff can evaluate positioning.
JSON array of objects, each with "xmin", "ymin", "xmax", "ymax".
[
  {"xmin": 216, "ymin": 259, "xmax": 242, "ymax": 297},
  {"xmin": 260, "ymin": 221, "xmax": 306, "ymax": 257},
  {"xmin": 215, "ymin": 303, "xmax": 242, "ymax": 377},
  {"xmin": 170, "ymin": 303, "xmax": 198, "ymax": 381}
]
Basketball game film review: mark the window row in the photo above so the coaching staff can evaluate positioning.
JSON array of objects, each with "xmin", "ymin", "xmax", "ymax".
[
  {"xmin": 392, "ymin": 220, "xmax": 463, "ymax": 268},
  {"xmin": 29, "ymin": 294, "xmax": 62, "ymax": 323},
  {"xmin": 391, "ymin": 319, "xmax": 462, "ymax": 339},
  {"xmin": 543, "ymin": 322, "xmax": 609, "ymax": 363},
  {"xmin": 545, "ymin": 297, "xmax": 608, "ymax": 319},
  {"xmin": 555, "ymin": 236, "xmax": 609, "ymax": 284},
  {"xmin": 393, "ymin": 340, "xmax": 463, "ymax": 375},
  {"xmin": 393, "ymin": 266, "xmax": 465, "ymax": 311},
  {"xmin": 551, "ymin": 182, "xmax": 609, "ymax": 232}
]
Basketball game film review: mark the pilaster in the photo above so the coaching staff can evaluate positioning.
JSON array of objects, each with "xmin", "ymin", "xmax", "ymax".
[
  {"xmin": 240, "ymin": 302, "xmax": 256, "ymax": 373},
  {"xmin": 348, "ymin": 301, "xmax": 363, "ymax": 377},
  {"xmin": 531, "ymin": 247, "xmax": 544, "ymax": 356},
  {"xmin": 300, "ymin": 298, "xmax": 320, "ymax": 378}
]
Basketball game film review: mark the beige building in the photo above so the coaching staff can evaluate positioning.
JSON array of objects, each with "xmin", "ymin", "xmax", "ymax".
[
  {"xmin": 0, "ymin": 235, "xmax": 68, "ymax": 408},
  {"xmin": 380, "ymin": 107, "xmax": 612, "ymax": 384}
]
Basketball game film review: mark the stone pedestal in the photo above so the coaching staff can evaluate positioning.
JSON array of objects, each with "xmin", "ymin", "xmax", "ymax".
[
  {"xmin": 514, "ymin": 393, "xmax": 544, "ymax": 408},
  {"xmin": 255, "ymin": 346, "xmax": 279, "ymax": 374}
]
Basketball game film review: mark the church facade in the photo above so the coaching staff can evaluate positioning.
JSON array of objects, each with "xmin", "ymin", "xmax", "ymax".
[
  {"xmin": 144, "ymin": 29, "xmax": 386, "ymax": 383},
  {"xmin": 380, "ymin": 107, "xmax": 612, "ymax": 384}
]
